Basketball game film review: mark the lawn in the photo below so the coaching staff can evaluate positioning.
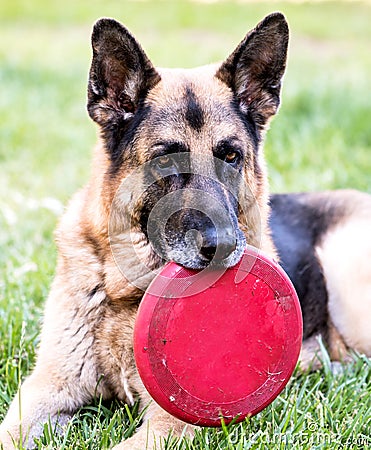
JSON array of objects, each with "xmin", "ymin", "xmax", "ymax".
[{"xmin": 0, "ymin": 0, "xmax": 370, "ymax": 448}]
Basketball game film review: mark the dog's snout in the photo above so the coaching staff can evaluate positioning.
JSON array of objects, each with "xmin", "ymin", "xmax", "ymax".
[
  {"xmin": 200, "ymin": 227, "xmax": 237, "ymax": 262},
  {"xmin": 200, "ymin": 237, "xmax": 217, "ymax": 261}
]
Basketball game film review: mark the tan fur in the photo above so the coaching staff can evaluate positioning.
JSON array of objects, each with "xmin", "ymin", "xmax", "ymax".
[{"xmin": 316, "ymin": 190, "xmax": 371, "ymax": 358}]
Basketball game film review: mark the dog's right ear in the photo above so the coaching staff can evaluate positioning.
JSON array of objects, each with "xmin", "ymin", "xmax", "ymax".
[
  {"xmin": 216, "ymin": 13, "xmax": 289, "ymax": 131},
  {"xmin": 87, "ymin": 18, "xmax": 160, "ymax": 142}
]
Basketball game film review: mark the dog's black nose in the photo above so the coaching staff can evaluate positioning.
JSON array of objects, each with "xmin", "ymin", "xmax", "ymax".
[{"xmin": 200, "ymin": 227, "xmax": 237, "ymax": 262}]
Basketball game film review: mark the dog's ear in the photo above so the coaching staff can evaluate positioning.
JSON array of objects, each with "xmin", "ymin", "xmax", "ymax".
[
  {"xmin": 216, "ymin": 13, "xmax": 289, "ymax": 130},
  {"xmin": 87, "ymin": 18, "xmax": 160, "ymax": 141}
]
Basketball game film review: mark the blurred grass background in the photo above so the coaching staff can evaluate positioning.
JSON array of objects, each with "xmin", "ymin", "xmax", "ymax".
[{"xmin": 0, "ymin": 1, "xmax": 370, "ymax": 448}]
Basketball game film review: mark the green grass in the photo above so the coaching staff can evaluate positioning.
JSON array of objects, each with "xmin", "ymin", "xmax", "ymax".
[{"xmin": 0, "ymin": 0, "xmax": 370, "ymax": 448}]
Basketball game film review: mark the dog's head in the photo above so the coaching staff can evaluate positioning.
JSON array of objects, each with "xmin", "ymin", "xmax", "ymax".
[{"xmin": 87, "ymin": 14, "xmax": 288, "ymax": 279}]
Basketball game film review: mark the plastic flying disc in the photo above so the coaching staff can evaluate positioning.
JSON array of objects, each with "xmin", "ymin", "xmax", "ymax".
[{"xmin": 134, "ymin": 246, "xmax": 302, "ymax": 426}]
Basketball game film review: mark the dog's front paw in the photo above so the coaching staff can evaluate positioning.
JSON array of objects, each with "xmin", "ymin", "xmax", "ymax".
[
  {"xmin": 112, "ymin": 427, "xmax": 163, "ymax": 450},
  {"xmin": 112, "ymin": 422, "xmax": 192, "ymax": 450}
]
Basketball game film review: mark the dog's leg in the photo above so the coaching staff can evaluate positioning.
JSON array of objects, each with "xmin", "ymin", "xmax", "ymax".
[
  {"xmin": 126, "ymin": 362, "xmax": 195, "ymax": 449},
  {"xmin": 316, "ymin": 216, "xmax": 371, "ymax": 358},
  {"xmin": 299, "ymin": 335, "xmax": 324, "ymax": 371},
  {"xmin": 113, "ymin": 400, "xmax": 193, "ymax": 450},
  {"xmin": 0, "ymin": 281, "xmax": 108, "ymax": 449},
  {"xmin": 299, "ymin": 324, "xmax": 351, "ymax": 374},
  {"xmin": 0, "ymin": 370, "xmax": 77, "ymax": 449},
  {"xmin": 93, "ymin": 306, "xmax": 194, "ymax": 450}
]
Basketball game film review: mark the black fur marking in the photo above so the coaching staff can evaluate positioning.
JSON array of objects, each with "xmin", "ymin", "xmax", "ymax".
[
  {"xmin": 233, "ymin": 102, "xmax": 263, "ymax": 182},
  {"xmin": 88, "ymin": 284, "xmax": 103, "ymax": 298},
  {"xmin": 108, "ymin": 103, "xmax": 152, "ymax": 175},
  {"xmin": 150, "ymin": 141, "xmax": 189, "ymax": 158},
  {"xmin": 269, "ymin": 193, "xmax": 344, "ymax": 340},
  {"xmin": 184, "ymin": 87, "xmax": 205, "ymax": 131},
  {"xmin": 77, "ymin": 361, "xmax": 86, "ymax": 380},
  {"xmin": 138, "ymin": 172, "xmax": 188, "ymax": 240},
  {"xmin": 69, "ymin": 331, "xmax": 90, "ymax": 355},
  {"xmin": 76, "ymin": 346, "xmax": 91, "ymax": 379},
  {"xmin": 70, "ymin": 323, "xmax": 86, "ymax": 339},
  {"xmin": 230, "ymin": 98, "xmax": 260, "ymax": 153}
]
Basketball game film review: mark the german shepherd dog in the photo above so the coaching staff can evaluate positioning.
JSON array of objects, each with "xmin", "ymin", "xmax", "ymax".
[{"xmin": 1, "ymin": 13, "xmax": 371, "ymax": 450}]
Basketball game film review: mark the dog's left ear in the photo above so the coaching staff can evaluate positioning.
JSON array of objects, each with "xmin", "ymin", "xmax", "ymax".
[
  {"xmin": 216, "ymin": 13, "xmax": 289, "ymax": 130},
  {"xmin": 87, "ymin": 18, "xmax": 160, "ymax": 147}
]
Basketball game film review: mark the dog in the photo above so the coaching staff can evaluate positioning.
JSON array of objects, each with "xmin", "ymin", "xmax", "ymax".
[{"xmin": 1, "ymin": 12, "xmax": 370, "ymax": 450}]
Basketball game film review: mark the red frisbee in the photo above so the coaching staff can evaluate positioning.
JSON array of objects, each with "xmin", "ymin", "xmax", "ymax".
[{"xmin": 134, "ymin": 246, "xmax": 302, "ymax": 426}]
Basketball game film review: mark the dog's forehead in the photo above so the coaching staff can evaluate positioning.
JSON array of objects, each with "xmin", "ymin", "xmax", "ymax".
[
  {"xmin": 154, "ymin": 65, "xmax": 229, "ymax": 99},
  {"xmin": 144, "ymin": 66, "xmax": 239, "ymax": 135}
]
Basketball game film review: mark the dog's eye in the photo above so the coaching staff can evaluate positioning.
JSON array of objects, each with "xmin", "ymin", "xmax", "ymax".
[
  {"xmin": 153, "ymin": 155, "xmax": 179, "ymax": 175},
  {"xmin": 156, "ymin": 155, "xmax": 173, "ymax": 169},
  {"xmin": 224, "ymin": 151, "xmax": 239, "ymax": 165}
]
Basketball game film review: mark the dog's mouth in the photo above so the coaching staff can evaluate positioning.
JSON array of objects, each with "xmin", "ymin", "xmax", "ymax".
[
  {"xmin": 171, "ymin": 235, "xmax": 246, "ymax": 270},
  {"xmin": 151, "ymin": 222, "xmax": 247, "ymax": 270},
  {"xmin": 144, "ymin": 198, "xmax": 248, "ymax": 270}
]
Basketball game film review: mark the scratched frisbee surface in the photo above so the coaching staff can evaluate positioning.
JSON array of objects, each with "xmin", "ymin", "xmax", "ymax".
[{"xmin": 134, "ymin": 247, "xmax": 303, "ymax": 426}]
